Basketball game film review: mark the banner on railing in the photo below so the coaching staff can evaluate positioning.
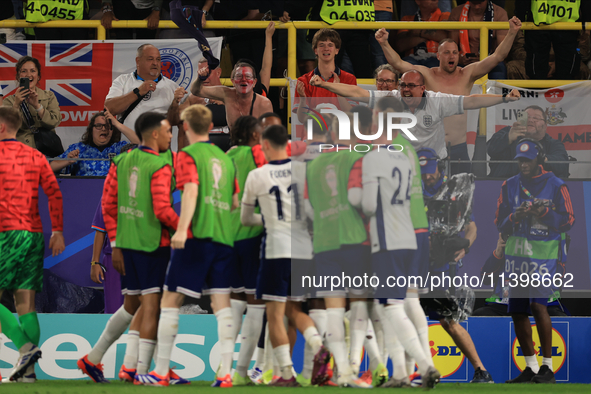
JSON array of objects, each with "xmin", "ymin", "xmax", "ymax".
[
  {"xmin": 0, "ymin": 39, "xmax": 223, "ymax": 151},
  {"xmin": 486, "ymin": 81, "xmax": 591, "ymax": 178},
  {"xmin": 289, "ymin": 79, "xmax": 481, "ymax": 158}
]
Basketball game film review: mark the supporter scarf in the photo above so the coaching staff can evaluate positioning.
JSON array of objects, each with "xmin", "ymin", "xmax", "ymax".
[
  {"xmin": 169, "ymin": 0, "xmax": 220, "ymax": 73},
  {"xmin": 414, "ymin": 7, "xmax": 443, "ymax": 53},
  {"xmin": 458, "ymin": 1, "xmax": 495, "ymax": 56}
]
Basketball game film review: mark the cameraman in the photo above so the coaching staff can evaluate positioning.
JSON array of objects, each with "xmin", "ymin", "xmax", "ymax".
[
  {"xmin": 419, "ymin": 148, "xmax": 477, "ymax": 262},
  {"xmin": 496, "ymin": 139, "xmax": 574, "ymax": 384},
  {"xmin": 417, "ymin": 147, "xmax": 492, "ymax": 384}
]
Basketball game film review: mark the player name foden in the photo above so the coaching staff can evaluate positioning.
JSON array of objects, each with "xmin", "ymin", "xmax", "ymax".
[{"xmin": 269, "ymin": 169, "xmax": 292, "ymax": 179}]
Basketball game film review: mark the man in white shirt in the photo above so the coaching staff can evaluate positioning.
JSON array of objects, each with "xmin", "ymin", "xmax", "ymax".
[
  {"xmin": 105, "ymin": 44, "xmax": 183, "ymax": 131},
  {"xmin": 309, "ymin": 70, "xmax": 520, "ymax": 159}
]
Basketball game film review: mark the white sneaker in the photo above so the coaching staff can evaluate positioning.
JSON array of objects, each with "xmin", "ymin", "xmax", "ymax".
[
  {"xmin": 249, "ymin": 367, "xmax": 263, "ymax": 384},
  {"xmin": 9, "ymin": 345, "xmax": 41, "ymax": 382}
]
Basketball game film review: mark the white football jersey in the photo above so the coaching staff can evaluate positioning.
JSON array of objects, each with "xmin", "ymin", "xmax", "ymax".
[
  {"xmin": 242, "ymin": 159, "xmax": 311, "ymax": 259},
  {"xmin": 362, "ymin": 148, "xmax": 417, "ymax": 253}
]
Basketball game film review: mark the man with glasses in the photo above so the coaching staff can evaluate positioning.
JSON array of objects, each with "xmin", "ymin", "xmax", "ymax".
[
  {"xmin": 192, "ymin": 62, "xmax": 273, "ymax": 132},
  {"xmin": 374, "ymin": 64, "xmax": 398, "ymax": 91},
  {"xmin": 309, "ymin": 69, "xmax": 521, "ymax": 159},
  {"xmin": 375, "ymin": 16, "xmax": 522, "ymax": 174},
  {"xmin": 487, "ymin": 105, "xmax": 569, "ymax": 178}
]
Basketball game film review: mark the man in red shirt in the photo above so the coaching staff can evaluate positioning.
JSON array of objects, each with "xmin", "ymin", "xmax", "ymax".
[
  {"xmin": 295, "ymin": 28, "xmax": 357, "ymax": 125},
  {"xmin": 0, "ymin": 107, "xmax": 65, "ymax": 382}
]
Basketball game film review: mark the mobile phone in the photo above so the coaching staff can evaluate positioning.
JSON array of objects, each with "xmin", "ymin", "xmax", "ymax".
[
  {"xmin": 19, "ymin": 77, "xmax": 29, "ymax": 95},
  {"xmin": 103, "ymin": 108, "xmax": 112, "ymax": 129},
  {"xmin": 517, "ymin": 111, "xmax": 528, "ymax": 126},
  {"xmin": 465, "ymin": 53, "xmax": 478, "ymax": 58}
]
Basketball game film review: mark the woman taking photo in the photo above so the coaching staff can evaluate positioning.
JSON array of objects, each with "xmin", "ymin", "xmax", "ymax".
[{"xmin": 3, "ymin": 56, "xmax": 62, "ymax": 155}]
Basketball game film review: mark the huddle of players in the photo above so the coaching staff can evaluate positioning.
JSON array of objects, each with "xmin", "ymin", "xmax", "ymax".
[
  {"xmin": 297, "ymin": 97, "xmax": 440, "ymax": 389},
  {"xmin": 74, "ymin": 92, "xmax": 444, "ymax": 388},
  {"xmin": 74, "ymin": 105, "xmax": 329, "ymax": 387}
]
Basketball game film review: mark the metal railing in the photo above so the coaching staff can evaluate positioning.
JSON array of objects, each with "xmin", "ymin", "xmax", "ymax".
[{"xmin": 0, "ymin": 18, "xmax": 587, "ymax": 134}]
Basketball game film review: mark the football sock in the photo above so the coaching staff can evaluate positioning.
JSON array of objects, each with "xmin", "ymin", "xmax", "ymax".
[
  {"xmin": 370, "ymin": 303, "xmax": 387, "ymax": 362},
  {"xmin": 301, "ymin": 342, "xmax": 314, "ymax": 380},
  {"xmin": 215, "ymin": 307, "xmax": 235, "ymax": 377},
  {"xmin": 235, "ymin": 304, "xmax": 265, "ymax": 377},
  {"xmin": 326, "ymin": 308, "xmax": 352, "ymax": 379},
  {"xmin": 383, "ymin": 301, "xmax": 429, "ymax": 376},
  {"xmin": 542, "ymin": 357, "xmax": 552, "ymax": 370},
  {"xmin": 253, "ymin": 345, "xmax": 266, "ymax": 373},
  {"xmin": 405, "ymin": 353, "xmax": 416, "ymax": 376},
  {"xmin": 308, "ymin": 309, "xmax": 327, "ymax": 342},
  {"xmin": 88, "ymin": 306, "xmax": 133, "ymax": 364},
  {"xmin": 0, "ymin": 304, "xmax": 30, "ymax": 349},
  {"xmin": 525, "ymin": 355, "xmax": 539, "ymax": 373},
  {"xmin": 137, "ymin": 339, "xmax": 156, "ymax": 374},
  {"xmin": 302, "ymin": 326, "xmax": 323, "ymax": 354},
  {"xmin": 274, "ymin": 344, "xmax": 294, "ymax": 380},
  {"xmin": 230, "ymin": 299, "xmax": 247, "ymax": 340},
  {"xmin": 154, "ymin": 308, "xmax": 179, "ymax": 376},
  {"xmin": 364, "ymin": 319, "xmax": 383, "ymax": 371},
  {"xmin": 404, "ymin": 297, "xmax": 433, "ymax": 367},
  {"xmin": 349, "ymin": 301, "xmax": 368, "ymax": 375},
  {"xmin": 123, "ymin": 330, "xmax": 140, "ymax": 369},
  {"xmin": 19, "ymin": 312, "xmax": 40, "ymax": 346},
  {"xmin": 373, "ymin": 305, "xmax": 406, "ymax": 381}
]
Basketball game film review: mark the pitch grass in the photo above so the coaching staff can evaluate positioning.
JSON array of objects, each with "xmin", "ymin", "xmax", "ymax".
[{"xmin": 0, "ymin": 381, "xmax": 589, "ymax": 393}]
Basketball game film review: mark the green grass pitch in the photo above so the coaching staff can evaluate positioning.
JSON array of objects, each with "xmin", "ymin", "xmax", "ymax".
[{"xmin": 0, "ymin": 381, "xmax": 589, "ymax": 393}]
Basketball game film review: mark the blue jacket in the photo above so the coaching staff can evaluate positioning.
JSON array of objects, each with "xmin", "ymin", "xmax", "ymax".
[
  {"xmin": 487, "ymin": 126, "xmax": 569, "ymax": 179},
  {"xmin": 495, "ymin": 166, "xmax": 574, "ymax": 239}
]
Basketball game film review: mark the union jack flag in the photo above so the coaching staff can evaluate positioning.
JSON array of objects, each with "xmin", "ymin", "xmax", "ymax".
[{"xmin": 0, "ymin": 42, "xmax": 114, "ymax": 127}]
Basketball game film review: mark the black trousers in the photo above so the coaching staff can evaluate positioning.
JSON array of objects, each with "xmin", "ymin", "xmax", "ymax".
[
  {"xmin": 111, "ymin": 0, "xmax": 156, "ymax": 40},
  {"xmin": 525, "ymin": 30, "xmax": 580, "ymax": 80}
]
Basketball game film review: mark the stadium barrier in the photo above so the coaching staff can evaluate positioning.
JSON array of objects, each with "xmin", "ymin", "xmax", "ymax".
[
  {"xmin": 0, "ymin": 314, "xmax": 588, "ymax": 383},
  {"xmin": 39, "ymin": 177, "xmax": 591, "ymax": 296},
  {"xmin": 0, "ymin": 19, "xmax": 587, "ymax": 135}
]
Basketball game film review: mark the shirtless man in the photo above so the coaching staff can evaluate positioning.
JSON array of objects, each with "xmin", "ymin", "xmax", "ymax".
[
  {"xmin": 375, "ymin": 16, "xmax": 522, "ymax": 174},
  {"xmin": 191, "ymin": 62, "xmax": 274, "ymax": 130},
  {"xmin": 171, "ymin": 59, "xmax": 225, "ymax": 149}
]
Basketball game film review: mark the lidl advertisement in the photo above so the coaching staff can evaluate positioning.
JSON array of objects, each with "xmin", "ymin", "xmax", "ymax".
[{"xmin": 1, "ymin": 315, "xmax": 589, "ymax": 383}]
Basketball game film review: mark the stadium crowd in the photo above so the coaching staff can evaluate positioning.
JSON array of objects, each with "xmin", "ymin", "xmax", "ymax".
[{"xmin": 0, "ymin": 0, "xmax": 583, "ymax": 388}]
